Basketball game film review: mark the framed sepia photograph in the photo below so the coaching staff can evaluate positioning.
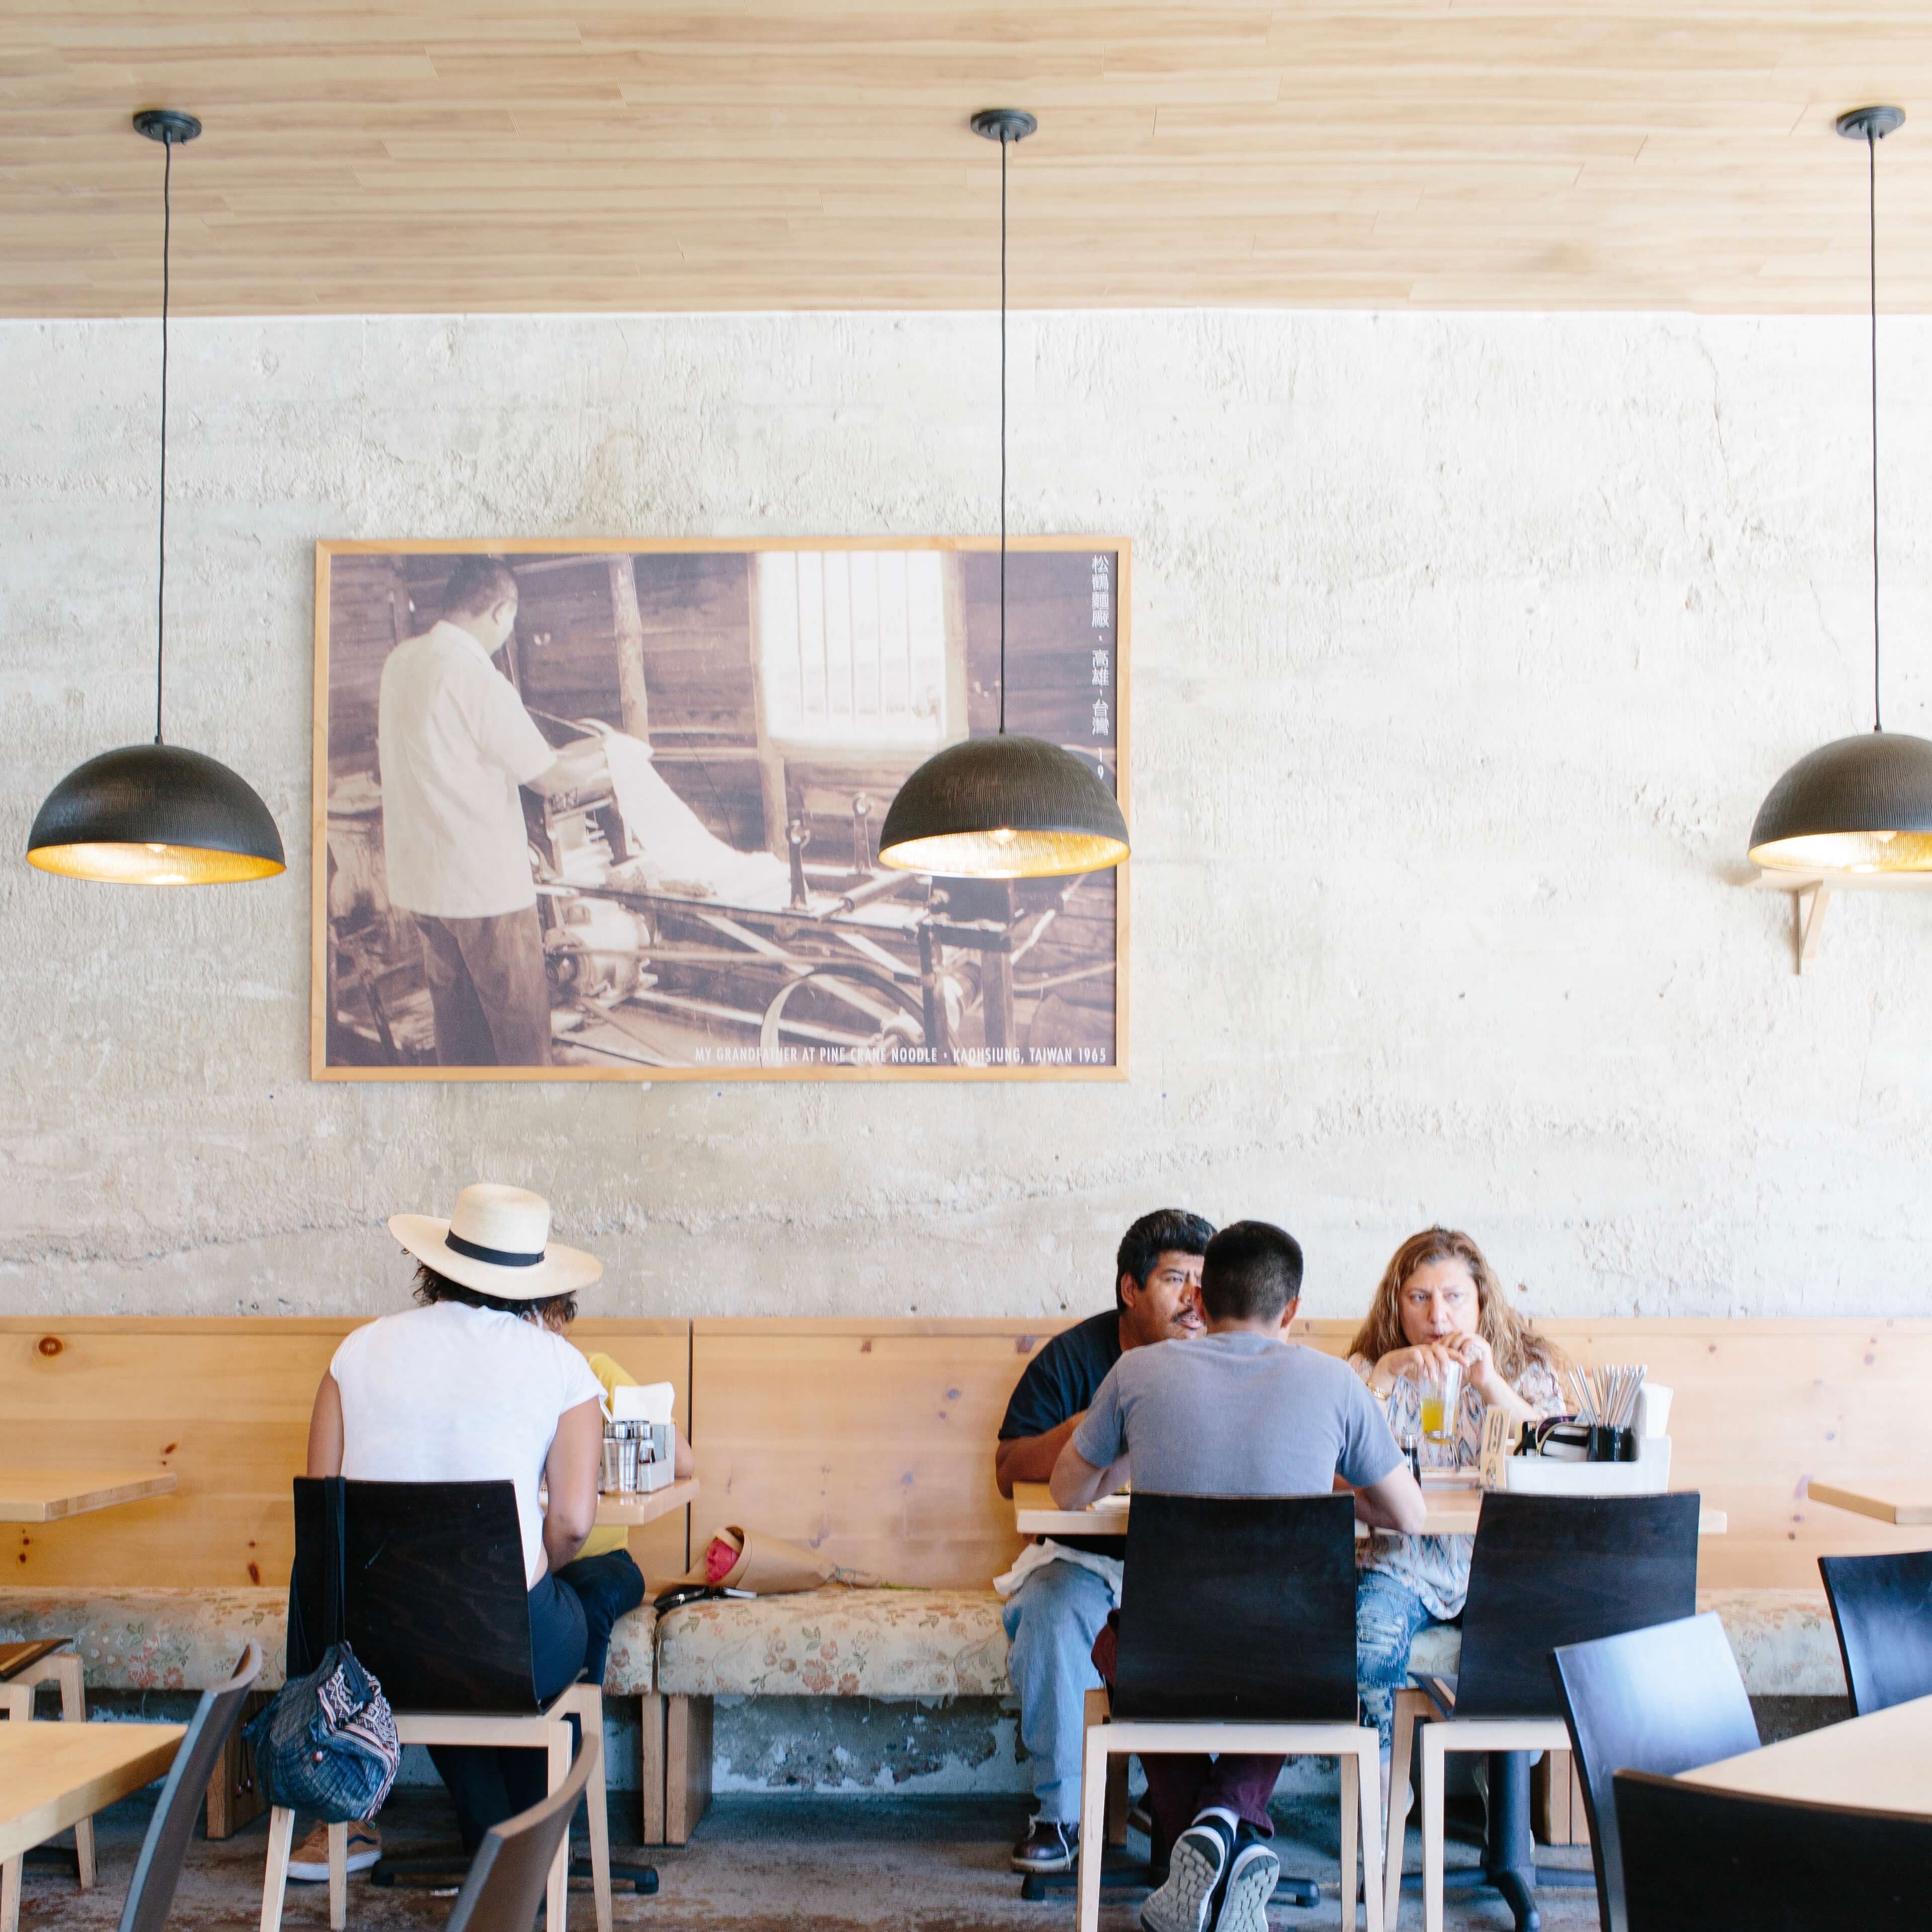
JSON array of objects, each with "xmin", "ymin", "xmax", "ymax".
[{"xmin": 311, "ymin": 538, "xmax": 1128, "ymax": 1081}]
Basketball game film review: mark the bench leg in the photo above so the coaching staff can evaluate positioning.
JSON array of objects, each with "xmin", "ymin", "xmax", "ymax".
[
  {"xmin": 258, "ymin": 1807, "xmax": 295, "ymax": 1932},
  {"xmin": 205, "ymin": 1689, "xmax": 273, "ymax": 1841},
  {"xmin": 639, "ymin": 1693, "xmax": 666, "ymax": 1844},
  {"xmin": 665, "ymin": 1695, "xmax": 712, "ymax": 1845},
  {"xmin": 1352, "ymin": 1731, "xmax": 1387, "ymax": 1932},
  {"xmin": 564, "ymin": 1685, "xmax": 613, "ymax": 1932}
]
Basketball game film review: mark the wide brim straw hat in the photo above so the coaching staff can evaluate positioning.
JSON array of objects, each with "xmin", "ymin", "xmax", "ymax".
[{"xmin": 389, "ymin": 1182, "xmax": 603, "ymax": 1301}]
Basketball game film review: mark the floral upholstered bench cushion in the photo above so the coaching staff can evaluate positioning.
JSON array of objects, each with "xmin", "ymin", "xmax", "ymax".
[
  {"xmin": 655, "ymin": 1587, "xmax": 1011, "ymax": 1698},
  {"xmin": 1698, "ymin": 1588, "xmax": 1845, "ymax": 1698},
  {"xmin": 0, "ymin": 1587, "xmax": 657, "ymax": 1698},
  {"xmin": 0, "ymin": 1587, "xmax": 290, "ymax": 1692},
  {"xmin": 1396, "ymin": 1589, "xmax": 1843, "ymax": 1700}
]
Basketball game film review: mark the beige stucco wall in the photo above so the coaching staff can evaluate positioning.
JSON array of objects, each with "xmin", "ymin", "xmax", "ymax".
[{"xmin": 3, "ymin": 310, "xmax": 1929, "ymax": 1321}]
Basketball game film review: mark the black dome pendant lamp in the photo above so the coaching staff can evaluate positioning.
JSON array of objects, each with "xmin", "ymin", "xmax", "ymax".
[
  {"xmin": 1749, "ymin": 107, "xmax": 1932, "ymax": 875},
  {"xmin": 26, "ymin": 112, "xmax": 285, "ymax": 886},
  {"xmin": 877, "ymin": 110, "xmax": 1129, "ymax": 880}
]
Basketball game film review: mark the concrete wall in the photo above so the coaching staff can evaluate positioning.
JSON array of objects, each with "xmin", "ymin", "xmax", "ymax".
[{"xmin": 4, "ymin": 310, "xmax": 1930, "ymax": 1325}]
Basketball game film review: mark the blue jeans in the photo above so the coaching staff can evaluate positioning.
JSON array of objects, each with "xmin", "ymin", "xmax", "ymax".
[
  {"xmin": 1356, "ymin": 1569, "xmax": 1439, "ymax": 1752},
  {"xmin": 1001, "ymin": 1559, "xmax": 1116, "ymax": 1823}
]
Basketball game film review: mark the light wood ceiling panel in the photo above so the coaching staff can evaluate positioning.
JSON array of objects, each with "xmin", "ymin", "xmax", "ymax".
[{"xmin": 3, "ymin": 3, "xmax": 1931, "ymax": 315}]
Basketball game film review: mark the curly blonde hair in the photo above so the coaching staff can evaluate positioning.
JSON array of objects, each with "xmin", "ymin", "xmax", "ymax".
[{"xmin": 1347, "ymin": 1227, "xmax": 1564, "ymax": 1387}]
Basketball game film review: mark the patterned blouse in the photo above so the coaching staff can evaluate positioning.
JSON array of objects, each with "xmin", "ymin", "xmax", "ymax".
[{"xmin": 1348, "ymin": 1350, "xmax": 1566, "ymax": 1622}]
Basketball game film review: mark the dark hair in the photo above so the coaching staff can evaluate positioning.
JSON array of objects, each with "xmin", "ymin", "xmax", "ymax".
[
  {"xmin": 1115, "ymin": 1208, "xmax": 1218, "ymax": 1311},
  {"xmin": 440, "ymin": 555, "xmax": 518, "ymax": 619},
  {"xmin": 412, "ymin": 1261, "xmax": 577, "ymax": 1329},
  {"xmin": 1199, "ymin": 1220, "xmax": 1304, "ymax": 1325}
]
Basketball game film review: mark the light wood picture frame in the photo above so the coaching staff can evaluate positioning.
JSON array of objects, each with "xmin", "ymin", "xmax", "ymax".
[{"xmin": 312, "ymin": 537, "xmax": 1128, "ymax": 1082}]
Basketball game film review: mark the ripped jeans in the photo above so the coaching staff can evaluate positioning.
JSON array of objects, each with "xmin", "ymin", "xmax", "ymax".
[{"xmin": 1356, "ymin": 1568, "xmax": 1442, "ymax": 1753}]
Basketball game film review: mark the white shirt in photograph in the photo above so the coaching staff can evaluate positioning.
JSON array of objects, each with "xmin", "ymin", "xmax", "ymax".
[
  {"xmin": 377, "ymin": 619, "xmax": 557, "ymax": 919},
  {"xmin": 331, "ymin": 1300, "xmax": 603, "ymax": 1586}
]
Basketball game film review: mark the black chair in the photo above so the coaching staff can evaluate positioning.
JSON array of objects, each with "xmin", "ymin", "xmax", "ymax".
[
  {"xmin": 1076, "ymin": 1493, "xmax": 1385, "ymax": 1932},
  {"xmin": 1385, "ymin": 1491, "xmax": 1702, "ymax": 1932},
  {"xmin": 118, "ymin": 1641, "xmax": 264, "ymax": 1932},
  {"xmin": 446, "ymin": 1728, "xmax": 602, "ymax": 1932},
  {"xmin": 262, "ymin": 1477, "xmax": 652, "ymax": 1932},
  {"xmin": 1613, "ymin": 1770, "xmax": 1932, "ymax": 1930},
  {"xmin": 1551, "ymin": 1612, "xmax": 1758, "ymax": 1932},
  {"xmin": 1818, "ymin": 1549, "xmax": 1932, "ymax": 1715}
]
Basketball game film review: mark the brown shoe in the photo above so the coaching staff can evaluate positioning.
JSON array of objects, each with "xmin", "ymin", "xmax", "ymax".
[
  {"xmin": 287, "ymin": 1822, "xmax": 381, "ymax": 1882},
  {"xmin": 1010, "ymin": 1817, "xmax": 1079, "ymax": 1873}
]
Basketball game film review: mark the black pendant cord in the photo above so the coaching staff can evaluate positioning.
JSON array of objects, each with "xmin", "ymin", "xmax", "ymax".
[
  {"xmin": 1868, "ymin": 126, "xmax": 1882, "ymax": 734},
  {"xmin": 155, "ymin": 128, "xmax": 173, "ymax": 747},
  {"xmin": 997, "ymin": 128, "xmax": 1008, "ymax": 738}
]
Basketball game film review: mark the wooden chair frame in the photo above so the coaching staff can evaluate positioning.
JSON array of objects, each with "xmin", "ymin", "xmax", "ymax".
[
  {"xmin": 258, "ymin": 1679, "xmax": 612, "ymax": 1932},
  {"xmin": 1078, "ymin": 1687, "xmax": 1385, "ymax": 1932},
  {"xmin": 1382, "ymin": 1687, "xmax": 1567, "ymax": 1932},
  {"xmin": 0, "ymin": 1647, "xmax": 94, "ymax": 1932}
]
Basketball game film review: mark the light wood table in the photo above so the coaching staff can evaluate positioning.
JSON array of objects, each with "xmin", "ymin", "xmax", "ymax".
[
  {"xmin": 0, "ymin": 1471, "xmax": 177, "ymax": 1524},
  {"xmin": 0, "ymin": 1720, "xmax": 185, "ymax": 1865},
  {"xmin": 1011, "ymin": 1482, "xmax": 1728, "ymax": 1539},
  {"xmin": 1683, "ymin": 1691, "xmax": 1932, "ymax": 1815},
  {"xmin": 594, "ymin": 1477, "xmax": 697, "ymax": 1527},
  {"xmin": 1804, "ymin": 1480, "xmax": 1932, "ymax": 1527}
]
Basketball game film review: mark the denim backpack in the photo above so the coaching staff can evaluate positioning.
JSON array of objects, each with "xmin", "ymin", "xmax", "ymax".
[{"xmin": 245, "ymin": 1478, "xmax": 401, "ymax": 1821}]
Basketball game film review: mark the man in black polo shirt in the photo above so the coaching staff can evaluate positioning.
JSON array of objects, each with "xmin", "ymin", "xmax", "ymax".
[{"xmin": 995, "ymin": 1208, "xmax": 1217, "ymax": 1874}]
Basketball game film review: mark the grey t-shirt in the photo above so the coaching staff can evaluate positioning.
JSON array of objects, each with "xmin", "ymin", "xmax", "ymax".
[{"xmin": 1071, "ymin": 1330, "xmax": 1402, "ymax": 1495}]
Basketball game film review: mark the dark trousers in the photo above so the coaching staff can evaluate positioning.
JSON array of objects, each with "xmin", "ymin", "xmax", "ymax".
[
  {"xmin": 415, "ymin": 908, "xmax": 551, "ymax": 1067},
  {"xmin": 1093, "ymin": 1615, "xmax": 1283, "ymax": 1847},
  {"xmin": 430, "ymin": 1571, "xmax": 586, "ymax": 1852},
  {"xmin": 553, "ymin": 1549, "xmax": 646, "ymax": 1688}
]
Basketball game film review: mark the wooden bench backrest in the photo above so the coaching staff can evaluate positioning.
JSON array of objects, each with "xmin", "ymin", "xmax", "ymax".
[
  {"xmin": 7, "ymin": 1314, "xmax": 1931, "ymax": 1592},
  {"xmin": 0, "ymin": 1318, "xmax": 690, "ymax": 1589}
]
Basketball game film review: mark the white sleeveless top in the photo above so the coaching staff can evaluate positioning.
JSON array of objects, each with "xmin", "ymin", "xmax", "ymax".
[{"xmin": 332, "ymin": 1301, "xmax": 602, "ymax": 1585}]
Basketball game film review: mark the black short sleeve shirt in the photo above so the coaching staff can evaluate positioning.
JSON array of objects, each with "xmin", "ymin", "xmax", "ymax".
[
  {"xmin": 1000, "ymin": 1309, "xmax": 1124, "ymax": 1442},
  {"xmin": 999, "ymin": 1309, "xmax": 1125, "ymax": 1554}
]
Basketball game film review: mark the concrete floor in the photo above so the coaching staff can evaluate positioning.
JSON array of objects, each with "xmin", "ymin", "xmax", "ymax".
[{"xmin": 16, "ymin": 1789, "xmax": 1602, "ymax": 1930}]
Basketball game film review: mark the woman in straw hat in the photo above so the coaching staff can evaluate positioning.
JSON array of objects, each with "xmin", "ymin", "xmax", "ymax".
[{"xmin": 299, "ymin": 1182, "xmax": 683, "ymax": 1876}]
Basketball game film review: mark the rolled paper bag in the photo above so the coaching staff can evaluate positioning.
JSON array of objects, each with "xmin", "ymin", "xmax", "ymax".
[{"xmin": 677, "ymin": 1525, "xmax": 879, "ymax": 1593}]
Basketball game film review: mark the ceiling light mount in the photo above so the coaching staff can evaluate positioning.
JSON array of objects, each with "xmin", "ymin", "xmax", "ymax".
[
  {"xmin": 133, "ymin": 109, "xmax": 202, "ymax": 146},
  {"xmin": 970, "ymin": 108, "xmax": 1036, "ymax": 145},
  {"xmin": 1835, "ymin": 106, "xmax": 1904, "ymax": 143}
]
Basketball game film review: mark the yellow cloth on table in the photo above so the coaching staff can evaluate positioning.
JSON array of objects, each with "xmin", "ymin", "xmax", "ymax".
[{"xmin": 577, "ymin": 1350, "xmax": 638, "ymax": 1561}]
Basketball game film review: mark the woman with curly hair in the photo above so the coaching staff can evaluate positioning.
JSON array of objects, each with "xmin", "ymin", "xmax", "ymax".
[{"xmin": 1347, "ymin": 1228, "xmax": 1567, "ymax": 1783}]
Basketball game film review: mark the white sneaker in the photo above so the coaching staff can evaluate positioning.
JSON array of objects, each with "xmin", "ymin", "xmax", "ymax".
[
  {"xmin": 287, "ymin": 1822, "xmax": 381, "ymax": 1882},
  {"xmin": 1212, "ymin": 1841, "xmax": 1280, "ymax": 1932},
  {"xmin": 1140, "ymin": 1820, "xmax": 1230, "ymax": 1932}
]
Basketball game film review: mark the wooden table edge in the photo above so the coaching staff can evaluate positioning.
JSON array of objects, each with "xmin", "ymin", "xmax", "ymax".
[
  {"xmin": 0, "ymin": 1471, "xmax": 179, "ymax": 1524},
  {"xmin": 593, "ymin": 1476, "xmax": 699, "ymax": 1526},
  {"xmin": 1805, "ymin": 1481, "xmax": 1932, "ymax": 1526},
  {"xmin": 0, "ymin": 1721, "xmax": 186, "ymax": 1865}
]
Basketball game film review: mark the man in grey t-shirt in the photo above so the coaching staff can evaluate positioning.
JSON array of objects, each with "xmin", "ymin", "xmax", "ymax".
[{"xmin": 1052, "ymin": 1222, "xmax": 1424, "ymax": 1932}]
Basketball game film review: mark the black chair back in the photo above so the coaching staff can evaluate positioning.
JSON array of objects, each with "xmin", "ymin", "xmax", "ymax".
[
  {"xmin": 291, "ymin": 1477, "xmax": 536, "ymax": 1712},
  {"xmin": 443, "ymin": 1727, "xmax": 601, "ymax": 1932},
  {"xmin": 1453, "ymin": 1491, "xmax": 1702, "ymax": 1717},
  {"xmin": 1551, "ymin": 1612, "xmax": 1758, "ymax": 1932},
  {"xmin": 118, "ymin": 1642, "xmax": 263, "ymax": 1932},
  {"xmin": 1114, "ymin": 1491, "xmax": 1358, "ymax": 1722},
  {"xmin": 1818, "ymin": 1549, "xmax": 1932, "ymax": 1715},
  {"xmin": 1613, "ymin": 1769, "xmax": 1932, "ymax": 1931}
]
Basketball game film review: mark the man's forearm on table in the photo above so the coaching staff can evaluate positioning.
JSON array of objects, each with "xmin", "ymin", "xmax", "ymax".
[{"xmin": 994, "ymin": 1413, "xmax": 1084, "ymax": 1496}]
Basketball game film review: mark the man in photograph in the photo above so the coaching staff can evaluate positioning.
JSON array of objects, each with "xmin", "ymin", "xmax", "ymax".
[
  {"xmin": 993, "ymin": 1208, "xmax": 1217, "ymax": 1876},
  {"xmin": 377, "ymin": 555, "xmax": 597, "ymax": 1066}
]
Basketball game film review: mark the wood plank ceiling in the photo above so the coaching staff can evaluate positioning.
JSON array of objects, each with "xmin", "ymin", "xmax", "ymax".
[{"xmin": 4, "ymin": 4, "xmax": 1931, "ymax": 317}]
